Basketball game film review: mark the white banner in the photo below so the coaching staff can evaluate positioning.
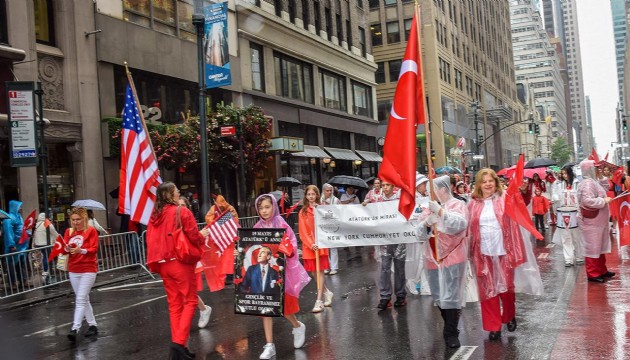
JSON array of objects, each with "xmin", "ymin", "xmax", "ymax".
[{"xmin": 315, "ymin": 201, "xmax": 422, "ymax": 248}]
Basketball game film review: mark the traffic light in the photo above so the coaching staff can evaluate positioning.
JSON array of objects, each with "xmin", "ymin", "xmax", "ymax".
[
  {"xmin": 534, "ymin": 124, "xmax": 540, "ymax": 134},
  {"xmin": 478, "ymin": 135, "xmax": 484, "ymax": 143},
  {"xmin": 623, "ymin": 119, "xmax": 628, "ymax": 130},
  {"xmin": 431, "ymin": 149, "xmax": 436, "ymax": 160},
  {"xmin": 528, "ymin": 123, "xmax": 533, "ymax": 134}
]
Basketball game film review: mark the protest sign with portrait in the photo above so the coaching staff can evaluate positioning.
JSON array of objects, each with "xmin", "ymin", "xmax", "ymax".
[{"xmin": 234, "ymin": 228, "xmax": 286, "ymax": 317}]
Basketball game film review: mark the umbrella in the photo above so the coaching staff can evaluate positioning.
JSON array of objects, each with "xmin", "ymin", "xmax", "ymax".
[
  {"xmin": 523, "ymin": 167, "xmax": 548, "ymax": 179},
  {"xmin": 562, "ymin": 162, "xmax": 578, "ymax": 169},
  {"xmin": 326, "ymin": 175, "xmax": 369, "ymax": 189},
  {"xmin": 0, "ymin": 210, "xmax": 10, "ymax": 220},
  {"xmin": 524, "ymin": 158, "xmax": 557, "ymax": 169},
  {"xmin": 72, "ymin": 199, "xmax": 107, "ymax": 211},
  {"xmin": 275, "ymin": 177, "xmax": 302, "ymax": 187},
  {"xmin": 435, "ymin": 166, "xmax": 463, "ymax": 175},
  {"xmin": 364, "ymin": 176, "xmax": 376, "ymax": 184},
  {"xmin": 497, "ymin": 165, "xmax": 516, "ymax": 177}
]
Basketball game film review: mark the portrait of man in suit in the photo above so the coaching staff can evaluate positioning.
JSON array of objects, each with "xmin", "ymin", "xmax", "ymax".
[{"xmin": 240, "ymin": 246, "xmax": 280, "ymax": 295}]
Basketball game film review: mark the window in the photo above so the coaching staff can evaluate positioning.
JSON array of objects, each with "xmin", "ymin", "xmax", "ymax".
[
  {"xmin": 288, "ymin": 1, "xmax": 296, "ymax": 22},
  {"xmin": 275, "ymin": 0, "xmax": 282, "ymax": 16},
  {"xmin": 250, "ymin": 43, "xmax": 265, "ymax": 92},
  {"xmin": 386, "ymin": 21, "xmax": 400, "ymax": 43},
  {"xmin": 371, "ymin": 23, "xmax": 383, "ymax": 46},
  {"xmin": 34, "ymin": 0, "xmax": 55, "ymax": 46},
  {"xmin": 301, "ymin": 0, "xmax": 309, "ymax": 27},
  {"xmin": 358, "ymin": 27, "xmax": 366, "ymax": 56},
  {"xmin": 0, "ymin": 0, "xmax": 7, "ymax": 45},
  {"xmin": 320, "ymin": 70, "xmax": 347, "ymax": 111},
  {"xmin": 388, "ymin": 60, "xmax": 401, "ymax": 82},
  {"xmin": 325, "ymin": 7, "xmax": 332, "ymax": 40},
  {"xmin": 454, "ymin": 68, "xmax": 462, "ymax": 90},
  {"xmin": 404, "ymin": 18, "xmax": 412, "ymax": 40},
  {"xmin": 352, "ymin": 81, "xmax": 373, "ymax": 117},
  {"xmin": 274, "ymin": 52, "xmax": 314, "ymax": 103},
  {"xmin": 385, "ymin": 0, "xmax": 396, "ymax": 5},
  {"xmin": 336, "ymin": 14, "xmax": 343, "ymax": 42},
  {"xmin": 375, "ymin": 62, "xmax": 385, "ymax": 84},
  {"xmin": 314, "ymin": 1, "xmax": 321, "ymax": 34},
  {"xmin": 369, "ymin": 0, "xmax": 379, "ymax": 8},
  {"xmin": 177, "ymin": 0, "xmax": 196, "ymax": 41},
  {"xmin": 152, "ymin": 0, "xmax": 177, "ymax": 35},
  {"xmin": 346, "ymin": 20, "xmax": 353, "ymax": 48},
  {"xmin": 123, "ymin": 0, "xmax": 205, "ymax": 42}
]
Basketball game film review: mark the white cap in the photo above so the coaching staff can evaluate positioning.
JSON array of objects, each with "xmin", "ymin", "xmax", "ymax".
[{"xmin": 416, "ymin": 172, "xmax": 429, "ymax": 187}]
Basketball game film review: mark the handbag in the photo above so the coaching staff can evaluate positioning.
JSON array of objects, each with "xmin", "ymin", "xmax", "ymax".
[
  {"xmin": 56, "ymin": 254, "xmax": 69, "ymax": 271},
  {"xmin": 172, "ymin": 206, "xmax": 202, "ymax": 265},
  {"xmin": 465, "ymin": 260, "xmax": 479, "ymax": 303},
  {"xmin": 580, "ymin": 206, "xmax": 599, "ymax": 219}
]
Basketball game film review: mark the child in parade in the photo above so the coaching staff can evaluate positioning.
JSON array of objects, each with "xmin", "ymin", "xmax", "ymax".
[
  {"xmin": 532, "ymin": 188, "xmax": 550, "ymax": 236},
  {"xmin": 362, "ymin": 178, "xmax": 383, "ymax": 204},
  {"xmin": 406, "ymin": 173, "xmax": 431, "ymax": 296},
  {"xmin": 416, "ymin": 175, "xmax": 469, "ymax": 348},
  {"xmin": 321, "ymin": 183, "xmax": 340, "ymax": 275},
  {"xmin": 64, "ymin": 207, "xmax": 100, "ymax": 342},
  {"xmin": 251, "ymin": 194, "xmax": 311, "ymax": 359},
  {"xmin": 298, "ymin": 185, "xmax": 334, "ymax": 313}
]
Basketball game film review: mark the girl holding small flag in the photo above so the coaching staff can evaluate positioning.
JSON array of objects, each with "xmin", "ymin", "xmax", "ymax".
[
  {"xmin": 299, "ymin": 185, "xmax": 334, "ymax": 313},
  {"xmin": 248, "ymin": 194, "xmax": 311, "ymax": 359},
  {"xmin": 64, "ymin": 207, "xmax": 100, "ymax": 342}
]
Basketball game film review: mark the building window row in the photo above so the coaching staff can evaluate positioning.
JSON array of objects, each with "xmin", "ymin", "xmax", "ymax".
[
  {"xmin": 123, "ymin": 0, "xmax": 199, "ymax": 41},
  {"xmin": 438, "ymin": 57, "xmax": 451, "ymax": 84}
]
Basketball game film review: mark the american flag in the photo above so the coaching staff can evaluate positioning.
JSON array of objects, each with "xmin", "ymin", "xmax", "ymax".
[
  {"xmin": 206, "ymin": 211, "xmax": 239, "ymax": 253},
  {"xmin": 118, "ymin": 84, "xmax": 162, "ymax": 225}
]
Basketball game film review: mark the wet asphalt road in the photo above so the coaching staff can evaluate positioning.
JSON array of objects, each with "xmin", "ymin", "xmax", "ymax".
[{"xmin": 0, "ymin": 230, "xmax": 588, "ymax": 360}]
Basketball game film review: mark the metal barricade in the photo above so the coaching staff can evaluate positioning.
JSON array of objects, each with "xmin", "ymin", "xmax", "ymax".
[{"xmin": 0, "ymin": 231, "xmax": 151, "ymax": 299}]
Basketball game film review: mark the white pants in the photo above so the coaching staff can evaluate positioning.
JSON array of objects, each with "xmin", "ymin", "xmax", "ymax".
[
  {"xmin": 557, "ymin": 228, "xmax": 584, "ymax": 264},
  {"xmin": 69, "ymin": 272, "xmax": 97, "ymax": 330},
  {"xmin": 329, "ymin": 248, "xmax": 339, "ymax": 271}
]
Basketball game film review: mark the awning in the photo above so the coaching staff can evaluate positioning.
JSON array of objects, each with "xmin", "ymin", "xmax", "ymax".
[
  {"xmin": 355, "ymin": 150, "xmax": 383, "ymax": 162},
  {"xmin": 323, "ymin": 147, "xmax": 362, "ymax": 161},
  {"xmin": 291, "ymin": 145, "xmax": 330, "ymax": 158}
]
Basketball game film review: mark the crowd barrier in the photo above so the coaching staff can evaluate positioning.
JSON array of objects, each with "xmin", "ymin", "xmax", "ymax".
[{"xmin": 0, "ymin": 231, "xmax": 152, "ymax": 299}]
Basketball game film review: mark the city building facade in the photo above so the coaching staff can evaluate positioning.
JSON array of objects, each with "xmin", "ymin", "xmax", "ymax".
[
  {"xmin": 511, "ymin": 0, "xmax": 567, "ymax": 160},
  {"xmin": 371, "ymin": 0, "xmax": 522, "ymax": 172}
]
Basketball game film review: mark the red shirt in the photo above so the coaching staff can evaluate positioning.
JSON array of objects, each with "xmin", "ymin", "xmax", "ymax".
[
  {"xmin": 532, "ymin": 195, "xmax": 550, "ymax": 215},
  {"xmin": 64, "ymin": 227, "xmax": 99, "ymax": 273}
]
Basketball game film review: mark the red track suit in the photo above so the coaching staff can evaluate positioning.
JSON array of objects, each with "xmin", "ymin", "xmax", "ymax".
[{"xmin": 147, "ymin": 204, "xmax": 204, "ymax": 346}]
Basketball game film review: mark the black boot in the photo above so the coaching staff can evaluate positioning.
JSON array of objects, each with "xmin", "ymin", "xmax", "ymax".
[{"xmin": 442, "ymin": 309, "xmax": 461, "ymax": 348}]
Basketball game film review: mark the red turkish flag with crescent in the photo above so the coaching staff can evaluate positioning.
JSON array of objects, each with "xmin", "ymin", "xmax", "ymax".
[
  {"xmin": 19, "ymin": 210, "xmax": 37, "ymax": 244},
  {"xmin": 48, "ymin": 235, "xmax": 67, "ymax": 261},
  {"xmin": 378, "ymin": 14, "xmax": 424, "ymax": 219},
  {"xmin": 610, "ymin": 193, "xmax": 630, "ymax": 247},
  {"xmin": 505, "ymin": 154, "xmax": 543, "ymax": 240}
]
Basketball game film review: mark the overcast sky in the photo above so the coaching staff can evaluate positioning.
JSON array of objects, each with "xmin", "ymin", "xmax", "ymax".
[{"xmin": 576, "ymin": 0, "xmax": 619, "ymax": 158}]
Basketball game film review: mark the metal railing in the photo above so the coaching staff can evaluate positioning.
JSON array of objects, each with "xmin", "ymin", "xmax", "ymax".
[{"xmin": 0, "ymin": 231, "xmax": 152, "ymax": 299}]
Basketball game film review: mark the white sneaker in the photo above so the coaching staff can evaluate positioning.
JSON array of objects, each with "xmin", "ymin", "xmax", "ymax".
[
  {"xmin": 292, "ymin": 321, "xmax": 306, "ymax": 348},
  {"xmin": 328, "ymin": 269, "xmax": 338, "ymax": 275},
  {"xmin": 259, "ymin": 343, "xmax": 276, "ymax": 359},
  {"xmin": 312, "ymin": 300, "xmax": 325, "ymax": 313},
  {"xmin": 198, "ymin": 305, "xmax": 212, "ymax": 328},
  {"xmin": 323, "ymin": 290, "xmax": 334, "ymax": 307},
  {"xmin": 406, "ymin": 280, "xmax": 419, "ymax": 295},
  {"xmin": 323, "ymin": 269, "xmax": 330, "ymax": 275}
]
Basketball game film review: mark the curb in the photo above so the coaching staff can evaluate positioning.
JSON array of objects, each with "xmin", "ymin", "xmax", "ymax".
[{"xmin": 0, "ymin": 272, "xmax": 153, "ymax": 312}]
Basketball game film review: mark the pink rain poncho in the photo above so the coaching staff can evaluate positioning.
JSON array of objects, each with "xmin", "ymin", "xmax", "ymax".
[
  {"xmin": 417, "ymin": 176, "xmax": 469, "ymax": 309},
  {"xmin": 577, "ymin": 160, "xmax": 612, "ymax": 258},
  {"xmin": 253, "ymin": 194, "xmax": 311, "ymax": 298}
]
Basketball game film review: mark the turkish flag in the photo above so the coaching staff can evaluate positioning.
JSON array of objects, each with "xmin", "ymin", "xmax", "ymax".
[
  {"xmin": 610, "ymin": 193, "xmax": 630, "ymax": 247},
  {"xmin": 505, "ymin": 154, "xmax": 544, "ymax": 240},
  {"xmin": 278, "ymin": 233, "xmax": 294, "ymax": 257},
  {"xmin": 588, "ymin": 148, "xmax": 600, "ymax": 163},
  {"xmin": 18, "ymin": 210, "xmax": 37, "ymax": 245},
  {"xmin": 378, "ymin": 13, "xmax": 424, "ymax": 219},
  {"xmin": 48, "ymin": 235, "xmax": 67, "ymax": 261}
]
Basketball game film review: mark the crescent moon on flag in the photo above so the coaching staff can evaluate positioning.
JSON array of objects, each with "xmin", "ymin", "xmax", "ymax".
[
  {"xmin": 620, "ymin": 201, "xmax": 630, "ymax": 216},
  {"xmin": 54, "ymin": 241, "xmax": 63, "ymax": 250},
  {"xmin": 390, "ymin": 60, "xmax": 418, "ymax": 121}
]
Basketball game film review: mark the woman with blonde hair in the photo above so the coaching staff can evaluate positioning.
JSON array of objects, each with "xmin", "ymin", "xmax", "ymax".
[
  {"xmin": 64, "ymin": 207, "xmax": 100, "ymax": 342},
  {"xmin": 468, "ymin": 168, "xmax": 532, "ymax": 341},
  {"xmin": 298, "ymin": 185, "xmax": 334, "ymax": 313}
]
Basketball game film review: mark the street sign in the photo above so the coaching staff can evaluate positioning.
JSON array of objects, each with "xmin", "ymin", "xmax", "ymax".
[
  {"xmin": 220, "ymin": 125, "xmax": 236, "ymax": 137},
  {"xmin": 472, "ymin": 155, "xmax": 485, "ymax": 160},
  {"xmin": 7, "ymin": 82, "xmax": 38, "ymax": 167}
]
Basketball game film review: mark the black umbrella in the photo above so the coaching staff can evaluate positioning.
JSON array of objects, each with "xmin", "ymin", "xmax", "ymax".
[
  {"xmin": 327, "ymin": 175, "xmax": 369, "ymax": 189},
  {"xmin": 524, "ymin": 158, "xmax": 557, "ymax": 169},
  {"xmin": 561, "ymin": 162, "xmax": 578, "ymax": 169},
  {"xmin": 276, "ymin": 177, "xmax": 302, "ymax": 187},
  {"xmin": 364, "ymin": 176, "xmax": 376, "ymax": 184}
]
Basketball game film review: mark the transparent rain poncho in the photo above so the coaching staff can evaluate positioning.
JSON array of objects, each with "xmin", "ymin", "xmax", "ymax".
[
  {"xmin": 577, "ymin": 160, "xmax": 612, "ymax": 258},
  {"xmin": 416, "ymin": 176, "xmax": 469, "ymax": 309}
]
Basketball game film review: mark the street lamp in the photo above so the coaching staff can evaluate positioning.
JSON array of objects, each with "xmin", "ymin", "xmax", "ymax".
[
  {"xmin": 194, "ymin": 1, "xmax": 210, "ymax": 220},
  {"xmin": 471, "ymin": 101, "xmax": 482, "ymax": 170}
]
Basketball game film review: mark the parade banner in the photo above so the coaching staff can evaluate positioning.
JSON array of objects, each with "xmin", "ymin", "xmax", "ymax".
[
  {"xmin": 315, "ymin": 201, "xmax": 422, "ymax": 248},
  {"xmin": 234, "ymin": 228, "xmax": 285, "ymax": 317},
  {"xmin": 204, "ymin": 2, "xmax": 231, "ymax": 89}
]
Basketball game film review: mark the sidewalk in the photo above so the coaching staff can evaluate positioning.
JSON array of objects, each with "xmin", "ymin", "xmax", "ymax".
[
  {"xmin": 550, "ymin": 240, "xmax": 629, "ymax": 359},
  {"xmin": 0, "ymin": 268, "xmax": 153, "ymax": 312}
]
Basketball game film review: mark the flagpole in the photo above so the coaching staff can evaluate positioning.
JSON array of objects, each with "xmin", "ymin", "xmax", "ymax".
[
  {"xmin": 415, "ymin": 2, "xmax": 439, "ymax": 261},
  {"xmin": 124, "ymin": 62, "xmax": 159, "ymax": 158}
]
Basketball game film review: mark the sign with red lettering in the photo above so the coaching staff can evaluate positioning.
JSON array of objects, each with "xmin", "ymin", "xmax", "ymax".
[{"xmin": 221, "ymin": 125, "xmax": 236, "ymax": 137}]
